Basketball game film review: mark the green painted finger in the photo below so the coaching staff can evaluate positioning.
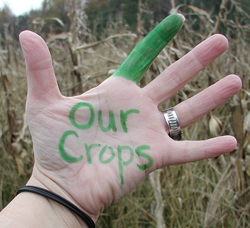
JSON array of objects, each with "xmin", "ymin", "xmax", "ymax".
[{"xmin": 112, "ymin": 13, "xmax": 185, "ymax": 83}]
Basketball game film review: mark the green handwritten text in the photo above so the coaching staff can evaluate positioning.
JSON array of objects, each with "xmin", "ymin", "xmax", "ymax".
[
  {"xmin": 58, "ymin": 102, "xmax": 154, "ymax": 185},
  {"xmin": 69, "ymin": 102, "xmax": 139, "ymax": 133},
  {"xmin": 59, "ymin": 130, "xmax": 83, "ymax": 163}
]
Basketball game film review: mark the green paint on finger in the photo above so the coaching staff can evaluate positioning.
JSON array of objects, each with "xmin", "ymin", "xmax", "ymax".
[{"xmin": 112, "ymin": 13, "xmax": 185, "ymax": 83}]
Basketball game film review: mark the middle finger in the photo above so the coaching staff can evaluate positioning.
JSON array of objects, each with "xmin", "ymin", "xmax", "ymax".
[{"xmin": 143, "ymin": 34, "xmax": 229, "ymax": 106}]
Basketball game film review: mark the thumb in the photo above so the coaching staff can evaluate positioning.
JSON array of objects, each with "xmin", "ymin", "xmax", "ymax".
[{"xmin": 19, "ymin": 30, "xmax": 61, "ymax": 104}]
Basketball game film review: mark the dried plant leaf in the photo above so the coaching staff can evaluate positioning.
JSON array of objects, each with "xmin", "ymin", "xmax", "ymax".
[
  {"xmin": 208, "ymin": 114, "xmax": 222, "ymax": 137},
  {"xmin": 244, "ymin": 111, "xmax": 250, "ymax": 132},
  {"xmin": 245, "ymin": 156, "xmax": 250, "ymax": 177},
  {"xmin": 44, "ymin": 17, "xmax": 65, "ymax": 27},
  {"xmin": 76, "ymin": 33, "xmax": 137, "ymax": 50},
  {"xmin": 47, "ymin": 33, "xmax": 69, "ymax": 43},
  {"xmin": 184, "ymin": 4, "xmax": 214, "ymax": 23}
]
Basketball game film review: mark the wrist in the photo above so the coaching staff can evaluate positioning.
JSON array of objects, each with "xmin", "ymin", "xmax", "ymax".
[
  {"xmin": 25, "ymin": 166, "xmax": 97, "ymax": 226},
  {"xmin": 18, "ymin": 186, "xmax": 95, "ymax": 228},
  {"xmin": 0, "ymin": 189, "xmax": 88, "ymax": 228}
]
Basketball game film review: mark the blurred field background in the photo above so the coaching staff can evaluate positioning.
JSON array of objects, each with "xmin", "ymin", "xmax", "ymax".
[{"xmin": 1, "ymin": 0, "xmax": 250, "ymax": 227}]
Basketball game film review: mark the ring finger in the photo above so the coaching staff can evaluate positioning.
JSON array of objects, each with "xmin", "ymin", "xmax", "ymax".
[{"xmin": 174, "ymin": 74, "xmax": 241, "ymax": 128}]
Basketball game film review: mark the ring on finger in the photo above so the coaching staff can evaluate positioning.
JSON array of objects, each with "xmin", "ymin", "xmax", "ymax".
[{"xmin": 163, "ymin": 108, "xmax": 182, "ymax": 140}]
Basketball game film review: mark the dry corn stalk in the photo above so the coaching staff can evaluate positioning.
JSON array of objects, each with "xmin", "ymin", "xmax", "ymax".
[
  {"xmin": 204, "ymin": 164, "xmax": 233, "ymax": 227},
  {"xmin": 149, "ymin": 169, "xmax": 166, "ymax": 228}
]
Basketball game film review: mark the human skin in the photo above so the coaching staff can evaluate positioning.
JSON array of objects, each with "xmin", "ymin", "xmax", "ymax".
[{"xmin": 0, "ymin": 14, "xmax": 242, "ymax": 228}]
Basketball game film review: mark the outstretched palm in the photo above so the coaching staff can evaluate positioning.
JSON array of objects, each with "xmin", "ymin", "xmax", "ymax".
[{"xmin": 20, "ymin": 14, "xmax": 241, "ymax": 220}]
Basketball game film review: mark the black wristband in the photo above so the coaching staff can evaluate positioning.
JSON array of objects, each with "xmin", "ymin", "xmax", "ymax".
[{"xmin": 17, "ymin": 185, "xmax": 95, "ymax": 228}]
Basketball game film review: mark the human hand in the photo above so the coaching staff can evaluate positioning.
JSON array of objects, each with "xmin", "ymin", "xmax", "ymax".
[{"xmin": 19, "ymin": 14, "xmax": 241, "ymax": 221}]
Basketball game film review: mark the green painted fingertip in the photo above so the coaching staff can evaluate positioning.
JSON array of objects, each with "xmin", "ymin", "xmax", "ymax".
[{"xmin": 112, "ymin": 13, "xmax": 185, "ymax": 83}]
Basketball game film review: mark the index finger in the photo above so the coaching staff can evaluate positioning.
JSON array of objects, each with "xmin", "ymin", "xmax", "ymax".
[{"xmin": 112, "ymin": 13, "xmax": 185, "ymax": 84}]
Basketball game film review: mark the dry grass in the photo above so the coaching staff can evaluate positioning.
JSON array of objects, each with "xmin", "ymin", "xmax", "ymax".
[{"xmin": 1, "ymin": 1, "xmax": 250, "ymax": 227}]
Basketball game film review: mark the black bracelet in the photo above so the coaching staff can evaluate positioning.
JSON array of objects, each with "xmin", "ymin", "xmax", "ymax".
[{"xmin": 16, "ymin": 185, "xmax": 95, "ymax": 228}]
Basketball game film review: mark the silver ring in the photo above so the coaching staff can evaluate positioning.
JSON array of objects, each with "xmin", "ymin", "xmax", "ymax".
[{"xmin": 163, "ymin": 108, "xmax": 182, "ymax": 140}]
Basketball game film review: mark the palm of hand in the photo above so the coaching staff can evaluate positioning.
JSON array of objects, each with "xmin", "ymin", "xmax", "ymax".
[{"xmin": 27, "ymin": 75, "xmax": 168, "ymax": 215}]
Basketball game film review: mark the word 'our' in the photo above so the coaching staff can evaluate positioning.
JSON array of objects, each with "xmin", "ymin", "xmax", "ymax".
[{"xmin": 69, "ymin": 102, "xmax": 140, "ymax": 133}]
